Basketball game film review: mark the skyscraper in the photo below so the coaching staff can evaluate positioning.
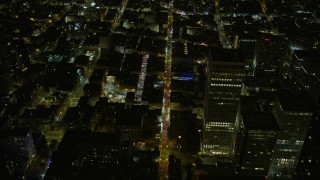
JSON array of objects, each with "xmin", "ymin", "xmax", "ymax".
[
  {"xmin": 254, "ymin": 34, "xmax": 290, "ymax": 75},
  {"xmin": 237, "ymin": 96, "xmax": 279, "ymax": 177},
  {"xmin": 203, "ymin": 48, "xmax": 246, "ymax": 160},
  {"xmin": 268, "ymin": 88, "xmax": 315, "ymax": 177},
  {"xmin": 288, "ymin": 50, "xmax": 320, "ymax": 102},
  {"xmin": 0, "ymin": 128, "xmax": 36, "ymax": 177}
]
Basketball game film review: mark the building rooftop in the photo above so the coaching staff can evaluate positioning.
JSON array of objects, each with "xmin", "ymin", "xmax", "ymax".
[
  {"xmin": 209, "ymin": 47, "xmax": 245, "ymax": 63},
  {"xmin": 293, "ymin": 50, "xmax": 320, "ymax": 74},
  {"xmin": 0, "ymin": 128, "xmax": 30, "ymax": 138},
  {"xmin": 46, "ymin": 131, "xmax": 123, "ymax": 179},
  {"xmin": 277, "ymin": 88, "xmax": 316, "ymax": 112},
  {"xmin": 240, "ymin": 96, "xmax": 279, "ymax": 131},
  {"xmin": 240, "ymin": 96, "xmax": 260, "ymax": 112},
  {"xmin": 244, "ymin": 76, "xmax": 278, "ymax": 89},
  {"xmin": 242, "ymin": 111, "xmax": 279, "ymax": 131},
  {"xmin": 294, "ymin": 50, "xmax": 320, "ymax": 63},
  {"xmin": 116, "ymin": 109, "xmax": 144, "ymax": 126}
]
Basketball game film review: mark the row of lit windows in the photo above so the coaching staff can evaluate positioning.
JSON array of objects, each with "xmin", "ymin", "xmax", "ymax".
[
  {"xmin": 209, "ymin": 150, "xmax": 229, "ymax": 155},
  {"xmin": 205, "ymin": 128, "xmax": 233, "ymax": 133},
  {"xmin": 281, "ymin": 148, "xmax": 298, "ymax": 152},
  {"xmin": 211, "ymin": 97, "xmax": 239, "ymax": 101},
  {"xmin": 247, "ymin": 151, "xmax": 272, "ymax": 155},
  {"xmin": 204, "ymin": 145, "xmax": 220, "ymax": 148},
  {"xmin": 211, "ymin": 83, "xmax": 242, "ymax": 87},
  {"xmin": 211, "ymin": 78, "xmax": 242, "ymax": 82},
  {"xmin": 276, "ymin": 158, "xmax": 295, "ymax": 164},
  {"xmin": 204, "ymin": 145, "xmax": 230, "ymax": 150},
  {"xmin": 240, "ymin": 39, "xmax": 256, "ymax": 42},
  {"xmin": 276, "ymin": 140, "xmax": 304, "ymax": 146},
  {"xmin": 240, "ymin": 167, "xmax": 265, "ymax": 171},
  {"xmin": 212, "ymin": 72, "xmax": 244, "ymax": 76},
  {"xmin": 84, "ymin": 155, "xmax": 115, "ymax": 159},
  {"xmin": 83, "ymin": 159, "xmax": 119, "ymax": 164},
  {"xmin": 248, "ymin": 130, "xmax": 277, "ymax": 135},
  {"xmin": 289, "ymin": 112, "xmax": 313, "ymax": 116},
  {"xmin": 121, "ymin": 128, "xmax": 137, "ymax": 132},
  {"xmin": 211, "ymin": 92, "xmax": 240, "ymax": 96},
  {"xmin": 206, "ymin": 123, "xmax": 232, "ymax": 127},
  {"xmin": 277, "ymin": 140, "xmax": 288, "ymax": 144},
  {"xmin": 206, "ymin": 122, "xmax": 233, "ymax": 126}
]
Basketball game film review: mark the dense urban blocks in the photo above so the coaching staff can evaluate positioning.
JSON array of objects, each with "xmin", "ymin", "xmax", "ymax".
[{"xmin": 1, "ymin": 0, "xmax": 320, "ymax": 180}]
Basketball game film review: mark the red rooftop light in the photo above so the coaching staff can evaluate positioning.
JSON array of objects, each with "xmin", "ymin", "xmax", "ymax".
[{"xmin": 264, "ymin": 38, "xmax": 271, "ymax": 42}]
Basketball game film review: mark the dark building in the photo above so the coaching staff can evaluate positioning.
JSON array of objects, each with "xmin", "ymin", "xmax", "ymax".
[
  {"xmin": 268, "ymin": 88, "xmax": 315, "ymax": 178},
  {"xmin": 130, "ymin": 148, "xmax": 160, "ymax": 180},
  {"xmin": 295, "ymin": 130, "xmax": 320, "ymax": 180},
  {"xmin": 115, "ymin": 109, "xmax": 144, "ymax": 142},
  {"xmin": 288, "ymin": 50, "xmax": 320, "ymax": 102},
  {"xmin": 45, "ymin": 131, "xmax": 129, "ymax": 179},
  {"xmin": 168, "ymin": 155, "xmax": 182, "ymax": 180},
  {"xmin": 237, "ymin": 96, "xmax": 279, "ymax": 177},
  {"xmin": 0, "ymin": 128, "xmax": 36, "ymax": 178},
  {"xmin": 287, "ymin": 50, "xmax": 320, "ymax": 179},
  {"xmin": 254, "ymin": 34, "xmax": 290, "ymax": 75}
]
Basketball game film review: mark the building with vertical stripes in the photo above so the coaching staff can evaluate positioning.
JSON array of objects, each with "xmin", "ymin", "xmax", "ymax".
[{"xmin": 203, "ymin": 48, "xmax": 246, "ymax": 161}]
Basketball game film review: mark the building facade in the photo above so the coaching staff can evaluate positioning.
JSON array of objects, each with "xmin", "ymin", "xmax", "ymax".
[
  {"xmin": 0, "ymin": 128, "xmax": 36, "ymax": 177},
  {"xmin": 236, "ymin": 96, "xmax": 279, "ymax": 177},
  {"xmin": 254, "ymin": 34, "xmax": 290, "ymax": 75},
  {"xmin": 268, "ymin": 88, "xmax": 314, "ymax": 177},
  {"xmin": 203, "ymin": 48, "xmax": 246, "ymax": 159}
]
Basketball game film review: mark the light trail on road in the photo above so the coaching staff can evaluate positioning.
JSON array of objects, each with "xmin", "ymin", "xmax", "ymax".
[
  {"xmin": 214, "ymin": 0, "xmax": 232, "ymax": 48},
  {"xmin": 158, "ymin": 1, "xmax": 173, "ymax": 179}
]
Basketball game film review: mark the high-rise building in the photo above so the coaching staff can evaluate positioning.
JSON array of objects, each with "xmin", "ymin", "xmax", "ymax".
[
  {"xmin": 288, "ymin": 50, "xmax": 320, "ymax": 102},
  {"xmin": 288, "ymin": 50, "xmax": 320, "ymax": 180},
  {"xmin": 203, "ymin": 48, "xmax": 246, "ymax": 160},
  {"xmin": 130, "ymin": 148, "xmax": 160, "ymax": 180},
  {"xmin": 0, "ymin": 128, "xmax": 36, "ymax": 160},
  {"xmin": 268, "ymin": 88, "xmax": 315, "ymax": 177},
  {"xmin": 0, "ymin": 128, "xmax": 36, "ymax": 177},
  {"xmin": 236, "ymin": 96, "xmax": 279, "ymax": 177},
  {"xmin": 254, "ymin": 34, "xmax": 290, "ymax": 75},
  {"xmin": 168, "ymin": 155, "xmax": 182, "ymax": 180}
]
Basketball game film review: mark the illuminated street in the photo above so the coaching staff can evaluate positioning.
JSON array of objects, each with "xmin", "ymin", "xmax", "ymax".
[
  {"xmin": 214, "ymin": 0, "xmax": 232, "ymax": 48},
  {"xmin": 158, "ymin": 1, "xmax": 173, "ymax": 179}
]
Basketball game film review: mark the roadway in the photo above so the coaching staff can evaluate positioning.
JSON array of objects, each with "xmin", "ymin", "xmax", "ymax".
[
  {"xmin": 259, "ymin": 0, "xmax": 271, "ymax": 22},
  {"xmin": 258, "ymin": 0, "xmax": 286, "ymax": 36},
  {"xmin": 213, "ymin": 0, "xmax": 232, "ymax": 48},
  {"xmin": 112, "ymin": 0, "xmax": 128, "ymax": 32},
  {"xmin": 158, "ymin": 1, "xmax": 173, "ymax": 179}
]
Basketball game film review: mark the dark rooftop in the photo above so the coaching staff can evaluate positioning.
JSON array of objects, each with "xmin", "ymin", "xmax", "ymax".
[
  {"xmin": 240, "ymin": 96, "xmax": 260, "ymax": 112},
  {"xmin": 116, "ymin": 109, "xmax": 144, "ymax": 126},
  {"xmin": 46, "ymin": 131, "xmax": 122, "ymax": 179},
  {"xmin": 294, "ymin": 50, "xmax": 320, "ymax": 63},
  {"xmin": 210, "ymin": 47, "xmax": 245, "ymax": 63},
  {"xmin": 0, "ymin": 128, "xmax": 30, "ymax": 138},
  {"xmin": 240, "ymin": 96, "xmax": 279, "ymax": 131},
  {"xmin": 242, "ymin": 111, "xmax": 279, "ymax": 131},
  {"xmin": 277, "ymin": 88, "xmax": 316, "ymax": 112},
  {"xmin": 244, "ymin": 76, "xmax": 278, "ymax": 89}
]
